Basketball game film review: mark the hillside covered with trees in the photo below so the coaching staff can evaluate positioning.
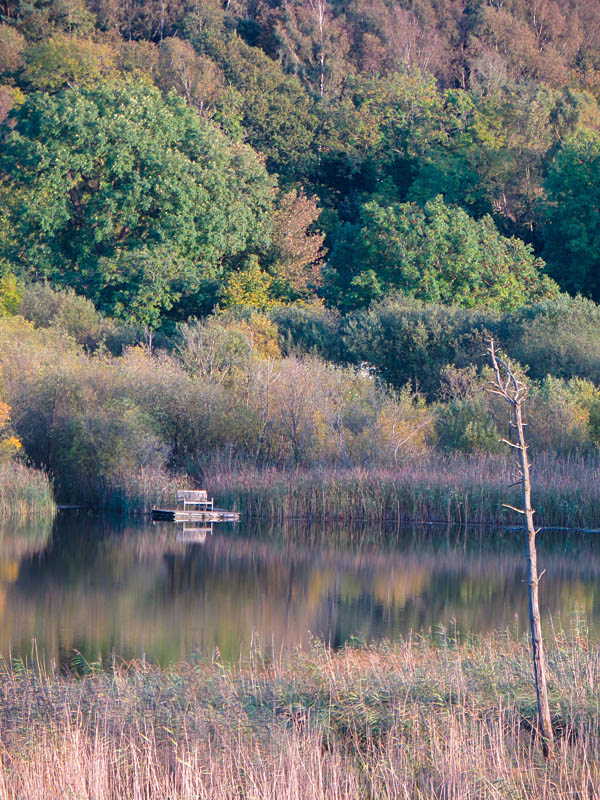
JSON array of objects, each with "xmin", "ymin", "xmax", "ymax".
[
  {"xmin": 3, "ymin": 0, "xmax": 600, "ymax": 320},
  {"xmin": 2, "ymin": 1, "xmax": 600, "ymax": 505}
]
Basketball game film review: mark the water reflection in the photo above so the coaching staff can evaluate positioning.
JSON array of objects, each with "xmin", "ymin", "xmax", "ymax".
[{"xmin": 0, "ymin": 514, "xmax": 598, "ymax": 665}]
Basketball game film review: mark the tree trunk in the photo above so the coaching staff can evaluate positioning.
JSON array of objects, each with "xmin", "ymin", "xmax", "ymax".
[
  {"xmin": 488, "ymin": 339, "xmax": 554, "ymax": 759},
  {"xmin": 514, "ymin": 402, "xmax": 554, "ymax": 758}
]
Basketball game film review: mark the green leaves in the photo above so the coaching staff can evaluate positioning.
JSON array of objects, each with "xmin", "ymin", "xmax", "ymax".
[
  {"xmin": 327, "ymin": 196, "xmax": 558, "ymax": 312},
  {"xmin": 542, "ymin": 130, "xmax": 600, "ymax": 300},
  {"xmin": 0, "ymin": 80, "xmax": 275, "ymax": 323}
]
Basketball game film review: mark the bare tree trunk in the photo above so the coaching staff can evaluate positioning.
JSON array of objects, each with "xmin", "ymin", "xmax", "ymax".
[
  {"xmin": 488, "ymin": 340, "xmax": 554, "ymax": 758},
  {"xmin": 309, "ymin": 0, "xmax": 326, "ymax": 97}
]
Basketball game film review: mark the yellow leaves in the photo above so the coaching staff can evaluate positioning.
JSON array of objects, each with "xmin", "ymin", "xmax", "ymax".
[
  {"xmin": 221, "ymin": 260, "xmax": 275, "ymax": 312},
  {"xmin": 0, "ymin": 432, "xmax": 21, "ymax": 461},
  {"xmin": 0, "ymin": 400, "xmax": 10, "ymax": 429},
  {"xmin": 0, "ymin": 272, "xmax": 23, "ymax": 317},
  {"xmin": 23, "ymin": 34, "xmax": 118, "ymax": 91},
  {"xmin": 0, "ymin": 384, "xmax": 21, "ymax": 462},
  {"xmin": 1, "ymin": 436, "xmax": 21, "ymax": 452},
  {"xmin": 228, "ymin": 314, "xmax": 281, "ymax": 359}
]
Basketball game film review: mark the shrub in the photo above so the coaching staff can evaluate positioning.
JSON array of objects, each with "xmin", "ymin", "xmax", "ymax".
[
  {"xmin": 527, "ymin": 376, "xmax": 600, "ymax": 455},
  {"xmin": 342, "ymin": 295, "xmax": 499, "ymax": 398},
  {"xmin": 435, "ymin": 366, "xmax": 504, "ymax": 454},
  {"xmin": 19, "ymin": 283, "xmax": 139, "ymax": 353},
  {"xmin": 505, "ymin": 294, "xmax": 600, "ymax": 384},
  {"xmin": 270, "ymin": 302, "xmax": 342, "ymax": 360}
]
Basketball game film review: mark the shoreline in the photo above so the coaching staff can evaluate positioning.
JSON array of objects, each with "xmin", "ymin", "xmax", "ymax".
[{"xmin": 6, "ymin": 452, "xmax": 600, "ymax": 532}]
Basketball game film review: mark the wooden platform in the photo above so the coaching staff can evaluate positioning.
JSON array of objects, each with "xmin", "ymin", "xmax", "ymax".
[{"xmin": 152, "ymin": 508, "xmax": 240, "ymax": 522}]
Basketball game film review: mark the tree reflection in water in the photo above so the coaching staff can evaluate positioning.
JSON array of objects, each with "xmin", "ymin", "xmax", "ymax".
[{"xmin": 0, "ymin": 515, "xmax": 598, "ymax": 666}]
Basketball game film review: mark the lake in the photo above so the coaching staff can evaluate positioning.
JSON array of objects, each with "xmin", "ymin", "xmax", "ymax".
[{"xmin": 0, "ymin": 513, "xmax": 598, "ymax": 666}]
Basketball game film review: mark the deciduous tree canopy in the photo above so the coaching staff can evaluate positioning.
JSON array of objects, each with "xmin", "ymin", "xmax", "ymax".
[
  {"xmin": 0, "ymin": 80, "xmax": 275, "ymax": 323},
  {"xmin": 1, "ymin": 0, "xmax": 600, "ymax": 321},
  {"xmin": 542, "ymin": 131, "xmax": 600, "ymax": 300},
  {"xmin": 326, "ymin": 197, "xmax": 558, "ymax": 311}
]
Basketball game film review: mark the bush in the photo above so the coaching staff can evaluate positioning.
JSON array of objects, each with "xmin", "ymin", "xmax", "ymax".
[
  {"xmin": 342, "ymin": 295, "xmax": 499, "ymax": 398},
  {"xmin": 504, "ymin": 294, "xmax": 600, "ymax": 384},
  {"xmin": 341, "ymin": 293, "xmax": 600, "ymax": 400},
  {"xmin": 527, "ymin": 376, "xmax": 600, "ymax": 455},
  {"xmin": 434, "ymin": 366, "xmax": 504, "ymax": 454},
  {"xmin": 270, "ymin": 303, "xmax": 342, "ymax": 360},
  {"xmin": 19, "ymin": 283, "xmax": 139, "ymax": 353},
  {"xmin": 436, "ymin": 398, "xmax": 503, "ymax": 454}
]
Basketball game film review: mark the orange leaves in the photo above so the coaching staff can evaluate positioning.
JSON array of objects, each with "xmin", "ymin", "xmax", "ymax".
[{"xmin": 0, "ymin": 395, "xmax": 22, "ymax": 460}]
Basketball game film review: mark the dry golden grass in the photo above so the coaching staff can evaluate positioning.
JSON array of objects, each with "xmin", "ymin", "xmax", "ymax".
[{"xmin": 0, "ymin": 627, "xmax": 599, "ymax": 798}]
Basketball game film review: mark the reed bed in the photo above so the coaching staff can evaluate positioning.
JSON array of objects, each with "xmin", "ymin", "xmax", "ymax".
[
  {"xmin": 97, "ymin": 468, "xmax": 184, "ymax": 515},
  {"xmin": 0, "ymin": 628, "xmax": 599, "ymax": 799},
  {"xmin": 208, "ymin": 453, "xmax": 600, "ymax": 528},
  {"xmin": 0, "ymin": 462, "xmax": 55, "ymax": 522}
]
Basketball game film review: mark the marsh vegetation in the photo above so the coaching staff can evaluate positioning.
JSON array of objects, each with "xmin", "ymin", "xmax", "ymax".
[{"xmin": 0, "ymin": 627, "xmax": 599, "ymax": 799}]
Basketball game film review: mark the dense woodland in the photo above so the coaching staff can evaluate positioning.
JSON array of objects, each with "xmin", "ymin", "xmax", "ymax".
[
  {"xmin": 2, "ymin": 1, "xmax": 600, "ymax": 500},
  {"xmin": 3, "ymin": 0, "xmax": 600, "ymax": 318}
]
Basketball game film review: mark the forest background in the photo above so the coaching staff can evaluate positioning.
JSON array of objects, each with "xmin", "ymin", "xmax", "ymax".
[{"xmin": 2, "ymin": 0, "xmax": 600, "ymax": 514}]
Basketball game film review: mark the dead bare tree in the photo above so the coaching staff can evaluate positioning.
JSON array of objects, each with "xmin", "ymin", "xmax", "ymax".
[{"xmin": 487, "ymin": 338, "xmax": 554, "ymax": 759}]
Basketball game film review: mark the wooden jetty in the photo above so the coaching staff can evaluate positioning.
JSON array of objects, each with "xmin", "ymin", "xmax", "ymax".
[
  {"xmin": 152, "ymin": 508, "xmax": 240, "ymax": 522},
  {"xmin": 152, "ymin": 489, "xmax": 240, "ymax": 523}
]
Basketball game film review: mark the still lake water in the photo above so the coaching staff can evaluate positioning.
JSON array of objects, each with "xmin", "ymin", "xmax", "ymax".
[{"xmin": 0, "ymin": 513, "xmax": 599, "ymax": 666}]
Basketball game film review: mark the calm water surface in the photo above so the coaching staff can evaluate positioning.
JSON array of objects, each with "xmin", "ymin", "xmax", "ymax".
[{"xmin": 0, "ymin": 513, "xmax": 599, "ymax": 666}]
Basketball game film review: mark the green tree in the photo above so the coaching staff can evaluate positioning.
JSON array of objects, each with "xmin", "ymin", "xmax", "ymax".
[
  {"xmin": 326, "ymin": 195, "xmax": 557, "ymax": 311},
  {"xmin": 0, "ymin": 80, "xmax": 275, "ymax": 322},
  {"xmin": 23, "ymin": 34, "xmax": 118, "ymax": 90},
  {"xmin": 208, "ymin": 34, "xmax": 320, "ymax": 185},
  {"xmin": 542, "ymin": 129, "xmax": 600, "ymax": 299},
  {"xmin": 472, "ymin": 86, "xmax": 600, "ymax": 240},
  {"xmin": 318, "ymin": 72, "xmax": 491, "ymax": 215},
  {"xmin": 320, "ymin": 69, "xmax": 447, "ymax": 207}
]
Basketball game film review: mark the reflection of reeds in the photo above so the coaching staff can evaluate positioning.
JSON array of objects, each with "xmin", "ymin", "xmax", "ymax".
[
  {"xmin": 208, "ymin": 453, "xmax": 600, "ymax": 528},
  {"xmin": 0, "ymin": 462, "xmax": 55, "ymax": 522},
  {"xmin": 0, "ymin": 630, "xmax": 598, "ymax": 798},
  {"xmin": 0, "ymin": 520, "xmax": 53, "ymax": 560}
]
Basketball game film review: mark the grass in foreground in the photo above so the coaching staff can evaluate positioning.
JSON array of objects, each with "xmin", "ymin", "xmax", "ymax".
[{"xmin": 0, "ymin": 627, "xmax": 599, "ymax": 798}]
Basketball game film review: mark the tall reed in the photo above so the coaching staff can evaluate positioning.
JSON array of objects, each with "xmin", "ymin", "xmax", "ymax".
[
  {"xmin": 208, "ymin": 453, "xmax": 600, "ymax": 528},
  {"xmin": 0, "ymin": 462, "xmax": 55, "ymax": 522},
  {"xmin": 0, "ymin": 627, "xmax": 598, "ymax": 799},
  {"xmin": 97, "ymin": 467, "xmax": 185, "ymax": 515}
]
